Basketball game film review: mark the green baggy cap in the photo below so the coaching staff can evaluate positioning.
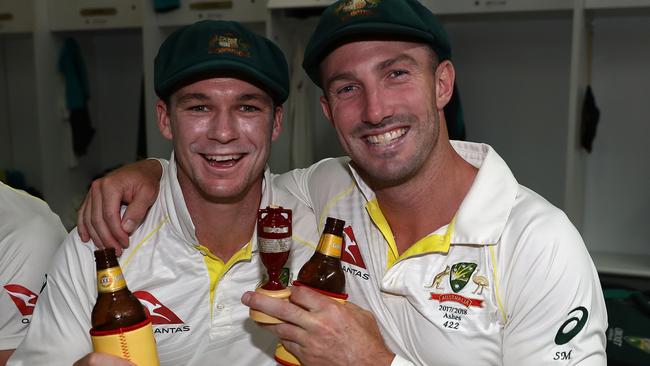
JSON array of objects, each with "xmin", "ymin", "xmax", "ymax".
[
  {"xmin": 155, "ymin": 20, "xmax": 289, "ymax": 104},
  {"xmin": 302, "ymin": 0, "xmax": 452, "ymax": 87},
  {"xmin": 303, "ymin": 0, "xmax": 466, "ymax": 141}
]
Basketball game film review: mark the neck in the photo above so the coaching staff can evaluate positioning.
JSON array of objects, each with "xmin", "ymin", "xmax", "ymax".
[
  {"xmin": 180, "ymin": 175, "xmax": 263, "ymax": 263},
  {"xmin": 370, "ymin": 139, "xmax": 477, "ymax": 255}
]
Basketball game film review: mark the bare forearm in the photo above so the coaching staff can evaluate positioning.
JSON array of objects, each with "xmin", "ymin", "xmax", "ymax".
[{"xmin": 0, "ymin": 349, "xmax": 14, "ymax": 366}]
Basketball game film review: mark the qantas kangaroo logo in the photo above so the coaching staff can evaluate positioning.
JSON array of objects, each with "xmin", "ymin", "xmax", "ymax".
[
  {"xmin": 133, "ymin": 291, "xmax": 183, "ymax": 325},
  {"xmin": 342, "ymin": 226, "xmax": 366, "ymax": 269},
  {"xmin": 4, "ymin": 284, "xmax": 38, "ymax": 316}
]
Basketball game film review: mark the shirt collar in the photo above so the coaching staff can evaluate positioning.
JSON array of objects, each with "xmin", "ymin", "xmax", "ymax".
[
  {"xmin": 448, "ymin": 141, "xmax": 518, "ymax": 246},
  {"xmin": 347, "ymin": 141, "xmax": 518, "ymax": 247}
]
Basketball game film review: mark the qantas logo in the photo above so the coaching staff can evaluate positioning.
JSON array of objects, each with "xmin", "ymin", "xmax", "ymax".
[
  {"xmin": 342, "ymin": 226, "xmax": 366, "ymax": 269},
  {"xmin": 4, "ymin": 284, "xmax": 38, "ymax": 316},
  {"xmin": 133, "ymin": 291, "xmax": 183, "ymax": 325},
  {"xmin": 341, "ymin": 226, "xmax": 370, "ymax": 281}
]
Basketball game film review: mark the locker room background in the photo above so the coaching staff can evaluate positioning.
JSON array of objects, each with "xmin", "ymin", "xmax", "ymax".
[{"xmin": 0, "ymin": 0, "xmax": 648, "ymax": 280}]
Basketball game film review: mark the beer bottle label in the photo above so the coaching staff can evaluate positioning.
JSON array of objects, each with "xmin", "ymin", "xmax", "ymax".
[
  {"xmin": 97, "ymin": 267, "xmax": 127, "ymax": 293},
  {"xmin": 316, "ymin": 234, "xmax": 342, "ymax": 258}
]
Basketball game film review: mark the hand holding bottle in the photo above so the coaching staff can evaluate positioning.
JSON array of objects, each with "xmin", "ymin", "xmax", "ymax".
[
  {"xmin": 243, "ymin": 217, "xmax": 394, "ymax": 366},
  {"xmin": 241, "ymin": 284, "xmax": 395, "ymax": 366}
]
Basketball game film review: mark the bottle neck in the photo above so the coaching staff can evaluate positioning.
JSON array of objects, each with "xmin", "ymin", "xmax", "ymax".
[
  {"xmin": 94, "ymin": 248, "xmax": 119, "ymax": 270},
  {"xmin": 316, "ymin": 233, "xmax": 343, "ymax": 259},
  {"xmin": 97, "ymin": 266, "xmax": 127, "ymax": 294}
]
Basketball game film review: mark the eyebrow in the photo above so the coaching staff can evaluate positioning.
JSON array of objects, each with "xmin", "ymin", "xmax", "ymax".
[
  {"xmin": 376, "ymin": 53, "xmax": 420, "ymax": 72},
  {"xmin": 238, "ymin": 93, "xmax": 272, "ymax": 104},
  {"xmin": 175, "ymin": 93, "xmax": 210, "ymax": 105},
  {"xmin": 324, "ymin": 71, "xmax": 357, "ymax": 90},
  {"xmin": 174, "ymin": 92, "xmax": 271, "ymax": 105},
  {"xmin": 324, "ymin": 53, "xmax": 421, "ymax": 90}
]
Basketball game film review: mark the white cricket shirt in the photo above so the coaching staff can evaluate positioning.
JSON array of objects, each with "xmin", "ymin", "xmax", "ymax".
[
  {"xmin": 276, "ymin": 141, "xmax": 607, "ymax": 366},
  {"xmin": 8, "ymin": 157, "xmax": 318, "ymax": 366},
  {"xmin": 0, "ymin": 181, "xmax": 66, "ymax": 350}
]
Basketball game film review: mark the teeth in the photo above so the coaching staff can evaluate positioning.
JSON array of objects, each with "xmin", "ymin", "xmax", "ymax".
[
  {"xmin": 366, "ymin": 128, "xmax": 407, "ymax": 145},
  {"xmin": 204, "ymin": 154, "xmax": 242, "ymax": 162}
]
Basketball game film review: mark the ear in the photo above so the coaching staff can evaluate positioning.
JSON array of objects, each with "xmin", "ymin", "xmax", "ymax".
[
  {"xmin": 271, "ymin": 105, "xmax": 283, "ymax": 141},
  {"xmin": 156, "ymin": 99, "xmax": 173, "ymax": 140},
  {"xmin": 435, "ymin": 60, "xmax": 455, "ymax": 110},
  {"xmin": 319, "ymin": 94, "xmax": 334, "ymax": 126}
]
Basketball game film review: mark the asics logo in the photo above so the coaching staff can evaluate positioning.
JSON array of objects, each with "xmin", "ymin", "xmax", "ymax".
[{"xmin": 555, "ymin": 306, "xmax": 589, "ymax": 345}]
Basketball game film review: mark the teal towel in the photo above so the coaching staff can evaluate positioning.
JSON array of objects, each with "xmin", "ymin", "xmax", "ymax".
[
  {"xmin": 58, "ymin": 38, "xmax": 90, "ymax": 110},
  {"xmin": 58, "ymin": 38, "xmax": 95, "ymax": 156},
  {"xmin": 155, "ymin": 0, "xmax": 180, "ymax": 12}
]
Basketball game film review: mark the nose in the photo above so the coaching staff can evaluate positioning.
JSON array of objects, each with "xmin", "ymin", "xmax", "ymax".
[
  {"xmin": 361, "ymin": 86, "xmax": 391, "ymax": 125},
  {"xmin": 206, "ymin": 110, "xmax": 239, "ymax": 143}
]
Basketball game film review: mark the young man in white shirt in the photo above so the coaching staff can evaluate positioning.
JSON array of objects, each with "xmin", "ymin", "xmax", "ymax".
[{"xmin": 8, "ymin": 20, "xmax": 319, "ymax": 366}]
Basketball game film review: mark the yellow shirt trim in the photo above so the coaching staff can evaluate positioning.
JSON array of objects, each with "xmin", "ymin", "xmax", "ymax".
[
  {"xmin": 365, "ymin": 199, "xmax": 399, "ymax": 267},
  {"xmin": 398, "ymin": 219, "xmax": 454, "ymax": 263},
  {"xmin": 196, "ymin": 241, "xmax": 252, "ymax": 320},
  {"xmin": 318, "ymin": 182, "xmax": 356, "ymax": 231},
  {"xmin": 292, "ymin": 234, "xmax": 317, "ymax": 251},
  {"xmin": 365, "ymin": 199, "xmax": 454, "ymax": 269},
  {"xmin": 122, "ymin": 216, "xmax": 169, "ymax": 269},
  {"xmin": 489, "ymin": 246, "xmax": 507, "ymax": 323}
]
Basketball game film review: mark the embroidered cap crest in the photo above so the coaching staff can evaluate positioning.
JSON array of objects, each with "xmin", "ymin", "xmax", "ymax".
[
  {"xmin": 208, "ymin": 33, "xmax": 250, "ymax": 57},
  {"xmin": 335, "ymin": 0, "xmax": 381, "ymax": 19}
]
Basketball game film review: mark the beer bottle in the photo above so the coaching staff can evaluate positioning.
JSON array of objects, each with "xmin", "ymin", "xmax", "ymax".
[
  {"xmin": 90, "ymin": 248, "xmax": 160, "ymax": 365},
  {"xmin": 275, "ymin": 217, "xmax": 348, "ymax": 366},
  {"xmin": 296, "ymin": 217, "xmax": 346, "ymax": 294},
  {"xmin": 91, "ymin": 248, "xmax": 148, "ymax": 330}
]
